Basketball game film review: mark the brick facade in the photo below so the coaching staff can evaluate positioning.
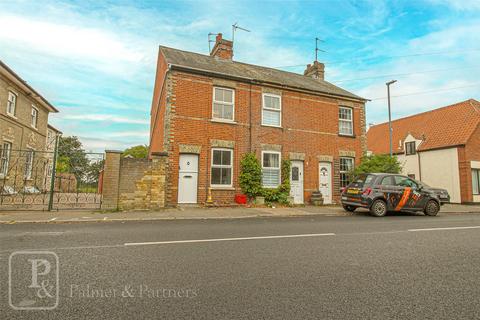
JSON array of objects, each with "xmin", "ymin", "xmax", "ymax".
[
  {"xmin": 459, "ymin": 122, "xmax": 480, "ymax": 202},
  {"xmin": 150, "ymin": 60, "xmax": 366, "ymax": 206}
]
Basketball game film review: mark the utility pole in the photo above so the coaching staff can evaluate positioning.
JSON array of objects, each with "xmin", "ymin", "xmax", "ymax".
[{"xmin": 386, "ymin": 80, "xmax": 397, "ymax": 157}]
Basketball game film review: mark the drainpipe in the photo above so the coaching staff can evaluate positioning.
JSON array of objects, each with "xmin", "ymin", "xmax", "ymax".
[
  {"xmin": 249, "ymin": 82, "xmax": 253, "ymax": 152},
  {"xmin": 417, "ymin": 151, "xmax": 422, "ymax": 181}
]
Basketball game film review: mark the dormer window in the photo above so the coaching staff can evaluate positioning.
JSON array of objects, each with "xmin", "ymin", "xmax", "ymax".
[{"xmin": 405, "ymin": 141, "xmax": 416, "ymax": 155}]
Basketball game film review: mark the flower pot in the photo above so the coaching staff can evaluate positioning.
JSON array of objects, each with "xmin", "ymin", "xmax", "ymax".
[{"xmin": 255, "ymin": 196, "xmax": 265, "ymax": 205}]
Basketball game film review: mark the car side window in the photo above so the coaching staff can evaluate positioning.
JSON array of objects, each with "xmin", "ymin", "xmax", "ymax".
[
  {"xmin": 394, "ymin": 176, "xmax": 418, "ymax": 188},
  {"xmin": 380, "ymin": 176, "xmax": 394, "ymax": 186}
]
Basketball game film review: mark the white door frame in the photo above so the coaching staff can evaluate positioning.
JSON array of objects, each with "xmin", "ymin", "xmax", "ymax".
[
  {"xmin": 319, "ymin": 162, "xmax": 332, "ymax": 204},
  {"xmin": 178, "ymin": 154, "xmax": 199, "ymax": 204},
  {"xmin": 290, "ymin": 160, "xmax": 304, "ymax": 204}
]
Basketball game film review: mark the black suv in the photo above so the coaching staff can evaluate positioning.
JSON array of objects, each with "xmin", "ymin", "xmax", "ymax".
[{"xmin": 341, "ymin": 173, "xmax": 450, "ymax": 217}]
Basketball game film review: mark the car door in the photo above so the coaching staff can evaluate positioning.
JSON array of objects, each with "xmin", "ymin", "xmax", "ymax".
[
  {"xmin": 391, "ymin": 175, "xmax": 412, "ymax": 211},
  {"xmin": 393, "ymin": 176, "xmax": 425, "ymax": 211},
  {"xmin": 378, "ymin": 175, "xmax": 403, "ymax": 211}
]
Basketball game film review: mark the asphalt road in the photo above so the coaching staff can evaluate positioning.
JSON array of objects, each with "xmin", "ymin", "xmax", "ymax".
[{"xmin": 1, "ymin": 213, "xmax": 480, "ymax": 319}]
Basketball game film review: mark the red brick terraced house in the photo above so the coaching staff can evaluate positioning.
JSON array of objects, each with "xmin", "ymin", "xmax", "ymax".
[
  {"xmin": 367, "ymin": 99, "xmax": 480, "ymax": 204},
  {"xmin": 149, "ymin": 34, "xmax": 367, "ymax": 206}
]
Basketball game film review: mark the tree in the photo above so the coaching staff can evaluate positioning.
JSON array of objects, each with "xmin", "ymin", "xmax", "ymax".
[
  {"xmin": 123, "ymin": 145, "xmax": 149, "ymax": 159},
  {"xmin": 57, "ymin": 136, "xmax": 89, "ymax": 181},
  {"xmin": 352, "ymin": 154, "xmax": 402, "ymax": 177}
]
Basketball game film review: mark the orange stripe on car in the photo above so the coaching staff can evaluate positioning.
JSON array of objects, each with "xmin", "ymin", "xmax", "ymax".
[{"xmin": 395, "ymin": 187, "xmax": 411, "ymax": 211}]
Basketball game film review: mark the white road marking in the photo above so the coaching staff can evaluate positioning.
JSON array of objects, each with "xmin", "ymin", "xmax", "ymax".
[
  {"xmin": 408, "ymin": 226, "xmax": 480, "ymax": 232},
  {"xmin": 124, "ymin": 233, "xmax": 335, "ymax": 246}
]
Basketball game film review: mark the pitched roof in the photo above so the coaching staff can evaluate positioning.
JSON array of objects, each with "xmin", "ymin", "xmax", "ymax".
[
  {"xmin": 0, "ymin": 59, "xmax": 58, "ymax": 113},
  {"xmin": 159, "ymin": 46, "xmax": 365, "ymax": 101},
  {"xmin": 367, "ymin": 99, "xmax": 480, "ymax": 154}
]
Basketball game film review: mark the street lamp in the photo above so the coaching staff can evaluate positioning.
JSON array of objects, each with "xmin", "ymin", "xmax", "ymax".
[{"xmin": 386, "ymin": 80, "xmax": 397, "ymax": 157}]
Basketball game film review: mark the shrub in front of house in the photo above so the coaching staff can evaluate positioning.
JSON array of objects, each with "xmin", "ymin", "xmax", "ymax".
[{"xmin": 240, "ymin": 153, "xmax": 291, "ymax": 205}]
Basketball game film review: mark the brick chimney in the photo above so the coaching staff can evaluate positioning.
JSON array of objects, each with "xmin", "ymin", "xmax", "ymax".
[
  {"xmin": 304, "ymin": 61, "xmax": 325, "ymax": 81},
  {"xmin": 210, "ymin": 33, "xmax": 233, "ymax": 60}
]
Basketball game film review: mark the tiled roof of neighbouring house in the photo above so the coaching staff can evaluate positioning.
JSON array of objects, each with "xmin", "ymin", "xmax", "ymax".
[
  {"xmin": 367, "ymin": 99, "xmax": 480, "ymax": 154},
  {"xmin": 159, "ymin": 46, "xmax": 365, "ymax": 101}
]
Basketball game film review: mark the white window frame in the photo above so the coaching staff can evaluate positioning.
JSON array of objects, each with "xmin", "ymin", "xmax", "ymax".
[
  {"xmin": 472, "ymin": 169, "xmax": 480, "ymax": 195},
  {"xmin": 7, "ymin": 91, "xmax": 17, "ymax": 117},
  {"xmin": 212, "ymin": 87, "xmax": 235, "ymax": 122},
  {"xmin": 24, "ymin": 148, "xmax": 34, "ymax": 179},
  {"xmin": 31, "ymin": 106, "xmax": 39, "ymax": 129},
  {"xmin": 261, "ymin": 151, "xmax": 281, "ymax": 188},
  {"xmin": 339, "ymin": 157, "xmax": 354, "ymax": 188},
  {"xmin": 339, "ymin": 106, "xmax": 354, "ymax": 136},
  {"xmin": 405, "ymin": 141, "xmax": 416, "ymax": 155},
  {"xmin": 0, "ymin": 141, "xmax": 12, "ymax": 177},
  {"xmin": 210, "ymin": 148, "xmax": 233, "ymax": 188},
  {"xmin": 261, "ymin": 93, "xmax": 282, "ymax": 128}
]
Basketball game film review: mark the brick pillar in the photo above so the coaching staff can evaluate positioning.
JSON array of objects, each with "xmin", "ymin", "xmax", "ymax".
[
  {"xmin": 150, "ymin": 151, "xmax": 168, "ymax": 209},
  {"xmin": 101, "ymin": 150, "xmax": 122, "ymax": 210}
]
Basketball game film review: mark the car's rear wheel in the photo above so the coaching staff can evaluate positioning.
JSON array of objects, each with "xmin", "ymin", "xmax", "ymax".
[
  {"xmin": 424, "ymin": 200, "xmax": 440, "ymax": 216},
  {"xmin": 370, "ymin": 199, "xmax": 387, "ymax": 217},
  {"xmin": 342, "ymin": 205, "xmax": 356, "ymax": 212}
]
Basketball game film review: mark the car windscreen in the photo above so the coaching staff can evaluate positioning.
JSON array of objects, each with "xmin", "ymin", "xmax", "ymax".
[
  {"xmin": 414, "ymin": 179, "xmax": 430, "ymax": 188},
  {"xmin": 350, "ymin": 174, "xmax": 375, "ymax": 188}
]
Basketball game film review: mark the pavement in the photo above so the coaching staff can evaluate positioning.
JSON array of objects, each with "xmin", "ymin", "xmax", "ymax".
[
  {"xmin": 1, "ymin": 214, "xmax": 480, "ymax": 319},
  {"xmin": 0, "ymin": 203, "xmax": 479, "ymax": 224}
]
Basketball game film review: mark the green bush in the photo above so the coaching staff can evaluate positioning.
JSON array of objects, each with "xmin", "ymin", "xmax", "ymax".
[
  {"xmin": 352, "ymin": 154, "xmax": 402, "ymax": 177},
  {"xmin": 239, "ymin": 153, "xmax": 291, "ymax": 205},
  {"xmin": 239, "ymin": 153, "xmax": 262, "ymax": 199}
]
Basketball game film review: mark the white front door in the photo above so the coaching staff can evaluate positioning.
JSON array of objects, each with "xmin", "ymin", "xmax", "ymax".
[
  {"xmin": 178, "ymin": 154, "xmax": 198, "ymax": 204},
  {"xmin": 290, "ymin": 160, "xmax": 304, "ymax": 204},
  {"xmin": 319, "ymin": 162, "xmax": 332, "ymax": 204}
]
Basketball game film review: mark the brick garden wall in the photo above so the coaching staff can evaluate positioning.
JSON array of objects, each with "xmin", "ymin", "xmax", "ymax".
[{"xmin": 101, "ymin": 151, "xmax": 168, "ymax": 210}]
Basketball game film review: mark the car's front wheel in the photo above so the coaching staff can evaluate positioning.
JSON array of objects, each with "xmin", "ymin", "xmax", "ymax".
[
  {"xmin": 342, "ymin": 205, "xmax": 356, "ymax": 212},
  {"xmin": 424, "ymin": 200, "xmax": 440, "ymax": 216},
  {"xmin": 370, "ymin": 199, "xmax": 387, "ymax": 217}
]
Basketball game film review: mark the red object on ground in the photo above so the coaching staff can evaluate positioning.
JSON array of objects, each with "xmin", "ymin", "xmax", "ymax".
[{"xmin": 235, "ymin": 194, "xmax": 247, "ymax": 204}]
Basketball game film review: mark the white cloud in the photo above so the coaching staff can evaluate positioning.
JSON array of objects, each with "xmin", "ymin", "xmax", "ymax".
[
  {"xmin": 60, "ymin": 114, "xmax": 149, "ymax": 125},
  {"xmin": 0, "ymin": 14, "xmax": 148, "ymax": 75}
]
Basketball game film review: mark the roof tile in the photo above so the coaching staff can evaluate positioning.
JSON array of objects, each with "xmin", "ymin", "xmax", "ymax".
[{"xmin": 367, "ymin": 99, "xmax": 480, "ymax": 154}]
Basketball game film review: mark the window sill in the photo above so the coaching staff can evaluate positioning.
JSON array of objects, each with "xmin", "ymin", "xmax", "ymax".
[
  {"xmin": 211, "ymin": 119, "xmax": 237, "ymax": 125},
  {"xmin": 262, "ymin": 185, "xmax": 280, "ymax": 189},
  {"xmin": 30, "ymin": 126, "xmax": 38, "ymax": 131},
  {"xmin": 261, "ymin": 124, "xmax": 282, "ymax": 129},
  {"xmin": 24, "ymin": 178, "xmax": 33, "ymax": 182},
  {"xmin": 338, "ymin": 133, "xmax": 356, "ymax": 138},
  {"xmin": 6, "ymin": 113, "xmax": 17, "ymax": 120},
  {"xmin": 210, "ymin": 186, "xmax": 235, "ymax": 190},
  {"xmin": 0, "ymin": 175, "xmax": 9, "ymax": 180}
]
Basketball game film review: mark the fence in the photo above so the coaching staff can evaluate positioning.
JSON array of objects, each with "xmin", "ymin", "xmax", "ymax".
[{"xmin": 0, "ymin": 146, "xmax": 104, "ymax": 211}]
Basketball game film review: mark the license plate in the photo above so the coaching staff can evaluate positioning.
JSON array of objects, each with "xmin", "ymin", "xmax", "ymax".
[{"xmin": 347, "ymin": 189, "xmax": 359, "ymax": 194}]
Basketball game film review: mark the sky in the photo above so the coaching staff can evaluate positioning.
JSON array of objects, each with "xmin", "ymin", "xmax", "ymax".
[{"xmin": 0, "ymin": 0, "xmax": 479, "ymax": 152}]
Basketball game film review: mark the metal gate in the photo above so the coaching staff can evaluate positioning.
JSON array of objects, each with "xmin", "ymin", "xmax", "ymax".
[{"xmin": 0, "ymin": 146, "xmax": 104, "ymax": 211}]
